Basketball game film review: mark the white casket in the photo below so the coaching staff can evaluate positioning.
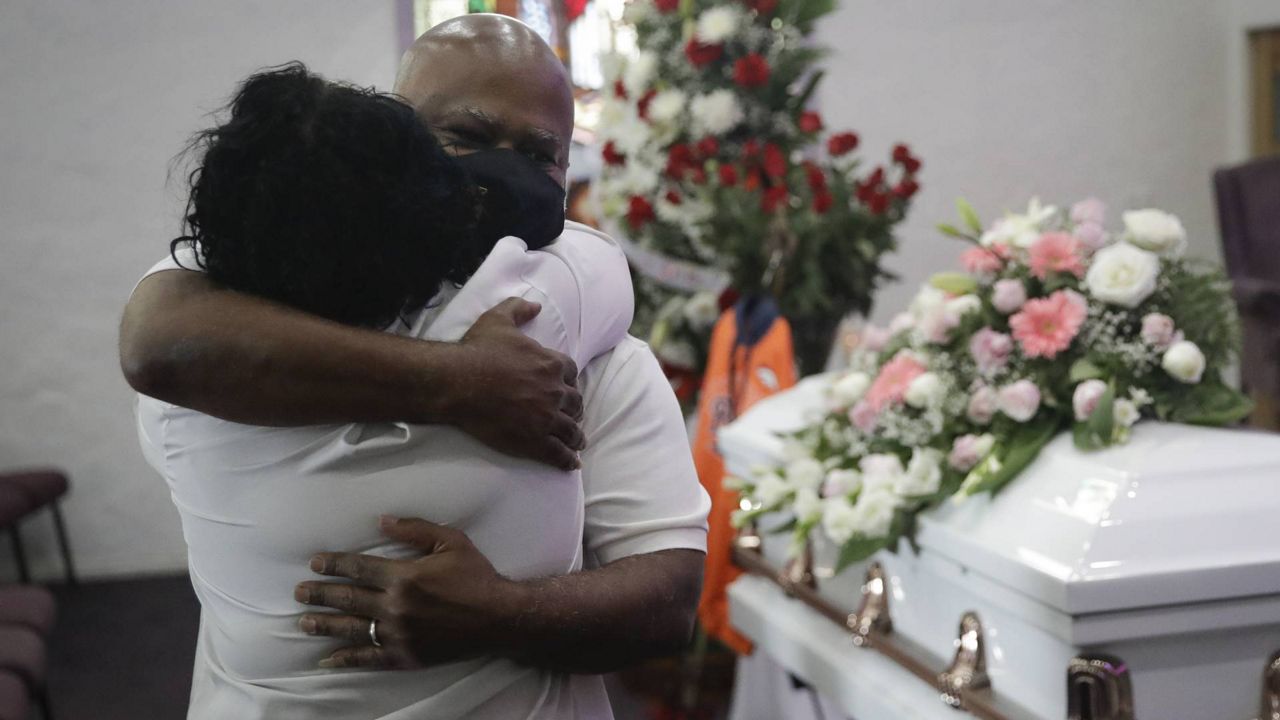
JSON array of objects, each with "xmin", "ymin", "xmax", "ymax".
[{"xmin": 719, "ymin": 375, "xmax": 1280, "ymax": 720}]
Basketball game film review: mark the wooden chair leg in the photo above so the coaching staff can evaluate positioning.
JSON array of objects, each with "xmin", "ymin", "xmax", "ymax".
[
  {"xmin": 49, "ymin": 504, "xmax": 76, "ymax": 586},
  {"xmin": 9, "ymin": 526, "xmax": 30, "ymax": 583}
]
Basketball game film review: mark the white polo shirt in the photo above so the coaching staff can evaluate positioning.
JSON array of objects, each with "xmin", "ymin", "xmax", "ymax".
[{"xmin": 135, "ymin": 221, "xmax": 710, "ymax": 720}]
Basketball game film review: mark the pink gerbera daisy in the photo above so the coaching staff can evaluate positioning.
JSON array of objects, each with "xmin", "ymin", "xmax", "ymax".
[
  {"xmin": 864, "ymin": 351, "xmax": 927, "ymax": 412},
  {"xmin": 1009, "ymin": 289, "xmax": 1087, "ymax": 359},
  {"xmin": 1028, "ymin": 232, "xmax": 1085, "ymax": 280}
]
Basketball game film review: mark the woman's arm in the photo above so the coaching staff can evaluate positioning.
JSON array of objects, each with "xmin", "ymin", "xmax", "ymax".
[{"xmin": 120, "ymin": 269, "xmax": 585, "ymax": 469}]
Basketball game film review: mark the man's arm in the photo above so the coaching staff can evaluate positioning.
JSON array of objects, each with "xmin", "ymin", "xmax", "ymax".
[
  {"xmin": 120, "ymin": 270, "xmax": 584, "ymax": 468},
  {"xmin": 296, "ymin": 517, "xmax": 701, "ymax": 672}
]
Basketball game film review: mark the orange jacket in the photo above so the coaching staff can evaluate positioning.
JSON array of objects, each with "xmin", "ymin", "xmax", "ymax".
[{"xmin": 692, "ymin": 297, "xmax": 797, "ymax": 654}]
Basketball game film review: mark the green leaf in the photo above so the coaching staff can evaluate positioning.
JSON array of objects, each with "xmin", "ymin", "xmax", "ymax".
[
  {"xmin": 1068, "ymin": 358, "xmax": 1106, "ymax": 383},
  {"xmin": 962, "ymin": 415, "xmax": 1061, "ymax": 495},
  {"xmin": 835, "ymin": 535, "xmax": 888, "ymax": 572},
  {"xmin": 786, "ymin": 70, "xmax": 825, "ymax": 114},
  {"xmin": 957, "ymin": 198, "xmax": 983, "ymax": 234},
  {"xmin": 1072, "ymin": 384, "xmax": 1115, "ymax": 450},
  {"xmin": 937, "ymin": 223, "xmax": 968, "ymax": 239},
  {"xmin": 930, "ymin": 271, "xmax": 978, "ymax": 295},
  {"xmin": 1168, "ymin": 382, "xmax": 1254, "ymax": 426}
]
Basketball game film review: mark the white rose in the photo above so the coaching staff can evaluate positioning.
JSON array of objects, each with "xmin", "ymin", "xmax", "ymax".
[
  {"xmin": 1112, "ymin": 398, "xmax": 1141, "ymax": 428},
  {"xmin": 785, "ymin": 458, "xmax": 825, "ymax": 491},
  {"xmin": 681, "ymin": 291, "xmax": 720, "ymax": 329},
  {"xmin": 646, "ymin": 89, "xmax": 686, "ymax": 125},
  {"xmin": 754, "ymin": 474, "xmax": 792, "ymax": 509},
  {"xmin": 849, "ymin": 489, "xmax": 900, "ymax": 538},
  {"xmin": 695, "ymin": 5, "xmax": 742, "ymax": 43},
  {"xmin": 1161, "ymin": 340, "xmax": 1206, "ymax": 384},
  {"xmin": 896, "ymin": 448, "xmax": 943, "ymax": 496},
  {"xmin": 689, "ymin": 90, "xmax": 743, "ymax": 136},
  {"xmin": 905, "ymin": 372, "xmax": 944, "ymax": 409},
  {"xmin": 622, "ymin": 50, "xmax": 658, "ymax": 94},
  {"xmin": 793, "ymin": 488, "xmax": 823, "ymax": 524},
  {"xmin": 1123, "ymin": 209, "xmax": 1187, "ymax": 257},
  {"xmin": 831, "ymin": 372, "xmax": 871, "ymax": 408},
  {"xmin": 820, "ymin": 497, "xmax": 860, "ymax": 545},
  {"xmin": 1085, "ymin": 242, "xmax": 1160, "ymax": 308}
]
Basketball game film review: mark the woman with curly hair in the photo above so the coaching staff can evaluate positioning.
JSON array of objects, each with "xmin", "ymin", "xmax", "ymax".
[{"xmin": 135, "ymin": 62, "xmax": 636, "ymax": 718}]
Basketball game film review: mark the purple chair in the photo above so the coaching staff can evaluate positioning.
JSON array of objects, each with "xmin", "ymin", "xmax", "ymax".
[
  {"xmin": 1213, "ymin": 155, "xmax": 1280, "ymax": 428},
  {"xmin": 0, "ymin": 585, "xmax": 56, "ymax": 636},
  {"xmin": 0, "ymin": 671, "xmax": 29, "ymax": 720},
  {"xmin": 0, "ymin": 470, "xmax": 76, "ymax": 585},
  {"xmin": 0, "ymin": 625, "xmax": 49, "ymax": 719}
]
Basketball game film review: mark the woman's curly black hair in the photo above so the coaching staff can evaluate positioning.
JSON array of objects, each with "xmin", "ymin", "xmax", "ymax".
[{"xmin": 175, "ymin": 62, "xmax": 478, "ymax": 328}]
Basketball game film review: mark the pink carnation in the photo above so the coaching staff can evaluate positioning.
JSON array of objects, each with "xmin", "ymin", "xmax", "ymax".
[
  {"xmin": 969, "ymin": 327, "xmax": 1013, "ymax": 377},
  {"xmin": 1074, "ymin": 222, "xmax": 1107, "ymax": 252},
  {"xmin": 1009, "ymin": 289, "xmax": 1087, "ymax": 359},
  {"xmin": 1140, "ymin": 313, "xmax": 1180, "ymax": 350},
  {"xmin": 848, "ymin": 400, "xmax": 879, "ymax": 432},
  {"xmin": 1028, "ymin": 232, "xmax": 1085, "ymax": 280},
  {"xmin": 1070, "ymin": 197, "xmax": 1106, "ymax": 226},
  {"xmin": 960, "ymin": 246, "xmax": 1005, "ymax": 276},
  {"xmin": 864, "ymin": 351, "xmax": 927, "ymax": 412},
  {"xmin": 991, "ymin": 279, "xmax": 1027, "ymax": 314}
]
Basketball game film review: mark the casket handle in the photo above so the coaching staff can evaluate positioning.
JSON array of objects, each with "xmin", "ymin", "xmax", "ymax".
[
  {"xmin": 1066, "ymin": 654, "xmax": 1134, "ymax": 720},
  {"xmin": 779, "ymin": 537, "xmax": 816, "ymax": 594},
  {"xmin": 1258, "ymin": 650, "xmax": 1280, "ymax": 720},
  {"xmin": 734, "ymin": 518, "xmax": 763, "ymax": 555},
  {"xmin": 846, "ymin": 560, "xmax": 892, "ymax": 647},
  {"xmin": 938, "ymin": 611, "xmax": 991, "ymax": 710}
]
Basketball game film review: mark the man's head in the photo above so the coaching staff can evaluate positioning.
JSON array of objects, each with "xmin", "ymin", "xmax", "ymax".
[{"xmin": 395, "ymin": 15, "xmax": 574, "ymax": 188}]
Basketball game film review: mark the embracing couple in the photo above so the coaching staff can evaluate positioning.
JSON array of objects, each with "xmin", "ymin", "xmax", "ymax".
[{"xmin": 118, "ymin": 15, "xmax": 711, "ymax": 720}]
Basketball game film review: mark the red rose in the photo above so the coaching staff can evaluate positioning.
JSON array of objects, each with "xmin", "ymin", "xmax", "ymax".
[
  {"xmin": 798, "ymin": 110, "xmax": 823, "ymax": 134},
  {"xmin": 866, "ymin": 166, "xmax": 885, "ymax": 187},
  {"xmin": 742, "ymin": 138, "xmax": 761, "ymax": 157},
  {"xmin": 813, "ymin": 191, "xmax": 834, "ymax": 214},
  {"xmin": 613, "ymin": 80, "xmax": 628, "ymax": 100},
  {"xmin": 748, "ymin": 0, "xmax": 778, "ymax": 15},
  {"xmin": 690, "ymin": 167, "xmax": 708, "ymax": 185},
  {"xmin": 803, "ymin": 161, "xmax": 826, "ymax": 191},
  {"xmin": 891, "ymin": 143, "xmax": 912, "ymax": 163},
  {"xmin": 827, "ymin": 131, "xmax": 859, "ymax": 156},
  {"xmin": 655, "ymin": 0, "xmax": 679, "ymax": 12},
  {"xmin": 685, "ymin": 38, "xmax": 724, "ymax": 67},
  {"xmin": 894, "ymin": 178, "xmax": 920, "ymax": 198},
  {"xmin": 866, "ymin": 192, "xmax": 889, "ymax": 215},
  {"xmin": 627, "ymin": 195, "xmax": 655, "ymax": 229},
  {"xmin": 733, "ymin": 53, "xmax": 770, "ymax": 88},
  {"xmin": 665, "ymin": 190, "xmax": 682, "ymax": 205},
  {"xmin": 761, "ymin": 185, "xmax": 789, "ymax": 213},
  {"xmin": 901, "ymin": 156, "xmax": 922, "ymax": 174},
  {"xmin": 718, "ymin": 164, "xmax": 739, "ymax": 186},
  {"xmin": 636, "ymin": 88, "xmax": 658, "ymax": 121},
  {"xmin": 602, "ymin": 141, "xmax": 626, "ymax": 166},
  {"xmin": 762, "ymin": 143, "xmax": 786, "ymax": 179},
  {"xmin": 665, "ymin": 143, "xmax": 695, "ymax": 178},
  {"xmin": 696, "ymin": 136, "xmax": 720, "ymax": 158}
]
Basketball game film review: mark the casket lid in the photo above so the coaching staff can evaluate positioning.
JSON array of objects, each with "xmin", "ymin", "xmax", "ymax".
[{"xmin": 718, "ymin": 375, "xmax": 1280, "ymax": 616}]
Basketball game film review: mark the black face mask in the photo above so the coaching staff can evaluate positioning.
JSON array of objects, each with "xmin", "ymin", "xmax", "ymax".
[{"xmin": 453, "ymin": 148, "xmax": 567, "ymax": 253}]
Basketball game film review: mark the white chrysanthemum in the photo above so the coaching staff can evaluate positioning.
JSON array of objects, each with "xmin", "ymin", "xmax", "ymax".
[
  {"xmin": 820, "ymin": 497, "xmax": 859, "ymax": 544},
  {"xmin": 785, "ymin": 458, "xmax": 825, "ymax": 492},
  {"xmin": 848, "ymin": 489, "xmax": 899, "ymax": 539},
  {"xmin": 793, "ymin": 488, "xmax": 823, "ymax": 524},
  {"xmin": 623, "ymin": 50, "xmax": 658, "ymax": 94},
  {"xmin": 695, "ymin": 5, "xmax": 743, "ymax": 44},
  {"xmin": 647, "ymin": 89, "xmax": 686, "ymax": 125},
  {"xmin": 1085, "ymin": 242, "xmax": 1160, "ymax": 308},
  {"xmin": 1123, "ymin": 209, "xmax": 1186, "ymax": 257},
  {"xmin": 755, "ymin": 473, "xmax": 792, "ymax": 509},
  {"xmin": 859, "ymin": 454, "xmax": 904, "ymax": 494},
  {"xmin": 689, "ymin": 90, "xmax": 743, "ymax": 135},
  {"xmin": 895, "ymin": 448, "xmax": 943, "ymax": 496}
]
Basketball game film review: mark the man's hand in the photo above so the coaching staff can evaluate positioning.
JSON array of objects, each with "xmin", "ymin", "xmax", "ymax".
[
  {"xmin": 296, "ymin": 516, "xmax": 703, "ymax": 673},
  {"xmin": 446, "ymin": 298, "xmax": 585, "ymax": 470},
  {"xmin": 295, "ymin": 516, "xmax": 520, "ymax": 669}
]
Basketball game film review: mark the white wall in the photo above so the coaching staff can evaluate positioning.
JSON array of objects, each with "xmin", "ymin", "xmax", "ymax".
[
  {"xmin": 814, "ymin": 1, "xmax": 1241, "ymax": 324},
  {"xmin": 0, "ymin": 0, "xmax": 401, "ymax": 580}
]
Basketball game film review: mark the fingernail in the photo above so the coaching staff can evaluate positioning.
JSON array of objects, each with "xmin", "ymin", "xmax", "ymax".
[
  {"xmin": 299, "ymin": 616, "xmax": 317, "ymax": 634},
  {"xmin": 309, "ymin": 556, "xmax": 324, "ymax": 573},
  {"xmin": 294, "ymin": 585, "xmax": 311, "ymax": 604},
  {"xmin": 379, "ymin": 514, "xmax": 398, "ymax": 529}
]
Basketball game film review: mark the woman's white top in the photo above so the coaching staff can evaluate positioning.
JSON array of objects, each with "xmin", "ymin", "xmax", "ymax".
[{"xmin": 134, "ymin": 222, "xmax": 710, "ymax": 719}]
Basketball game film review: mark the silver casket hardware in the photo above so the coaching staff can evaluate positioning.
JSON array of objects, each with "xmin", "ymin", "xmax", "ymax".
[
  {"xmin": 1066, "ymin": 654, "xmax": 1134, "ymax": 720},
  {"xmin": 937, "ymin": 611, "xmax": 990, "ymax": 710},
  {"xmin": 734, "ymin": 519, "xmax": 763, "ymax": 555},
  {"xmin": 779, "ymin": 537, "xmax": 816, "ymax": 595},
  {"xmin": 1259, "ymin": 650, "xmax": 1280, "ymax": 720},
  {"xmin": 846, "ymin": 560, "xmax": 892, "ymax": 647}
]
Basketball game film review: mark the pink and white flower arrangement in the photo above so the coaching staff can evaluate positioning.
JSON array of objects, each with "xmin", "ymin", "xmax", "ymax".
[{"xmin": 733, "ymin": 197, "xmax": 1251, "ymax": 570}]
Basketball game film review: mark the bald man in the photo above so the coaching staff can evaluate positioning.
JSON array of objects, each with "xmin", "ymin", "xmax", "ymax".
[{"xmin": 121, "ymin": 15, "xmax": 708, "ymax": 719}]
